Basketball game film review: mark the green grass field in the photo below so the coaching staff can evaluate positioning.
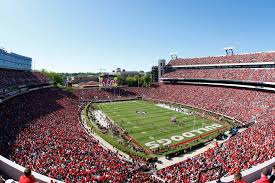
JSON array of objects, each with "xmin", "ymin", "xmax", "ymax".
[{"xmin": 96, "ymin": 100, "xmax": 227, "ymax": 151}]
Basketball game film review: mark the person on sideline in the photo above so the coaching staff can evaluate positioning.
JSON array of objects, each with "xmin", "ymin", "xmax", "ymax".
[{"xmin": 19, "ymin": 167, "xmax": 35, "ymax": 183}]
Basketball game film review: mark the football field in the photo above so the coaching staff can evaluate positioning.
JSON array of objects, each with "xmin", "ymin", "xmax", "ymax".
[{"xmin": 96, "ymin": 100, "xmax": 226, "ymax": 151}]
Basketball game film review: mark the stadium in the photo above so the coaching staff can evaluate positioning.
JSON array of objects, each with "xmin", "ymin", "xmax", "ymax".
[
  {"xmin": 1, "ymin": 47, "xmax": 274, "ymax": 183},
  {"xmin": 0, "ymin": 1, "xmax": 275, "ymax": 183}
]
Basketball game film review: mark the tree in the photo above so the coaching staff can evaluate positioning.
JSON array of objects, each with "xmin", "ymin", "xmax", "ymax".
[
  {"xmin": 143, "ymin": 74, "xmax": 152, "ymax": 87},
  {"xmin": 41, "ymin": 69, "xmax": 64, "ymax": 86},
  {"xmin": 117, "ymin": 74, "xmax": 122, "ymax": 85},
  {"xmin": 126, "ymin": 76, "xmax": 136, "ymax": 87},
  {"xmin": 124, "ymin": 74, "xmax": 152, "ymax": 87}
]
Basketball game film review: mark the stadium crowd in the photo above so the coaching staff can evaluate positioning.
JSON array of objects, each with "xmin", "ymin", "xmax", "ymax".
[
  {"xmin": 126, "ymin": 84, "xmax": 275, "ymax": 124},
  {"xmin": 168, "ymin": 51, "xmax": 275, "ymax": 66},
  {"xmin": 73, "ymin": 88, "xmax": 137, "ymax": 102},
  {"xmin": 162, "ymin": 68, "xmax": 275, "ymax": 83},
  {"xmin": 0, "ymin": 70, "xmax": 274, "ymax": 182},
  {"xmin": 0, "ymin": 88, "xmax": 157, "ymax": 182},
  {"xmin": 126, "ymin": 84, "xmax": 275, "ymax": 182},
  {"xmin": 0, "ymin": 69, "xmax": 50, "ymax": 93}
]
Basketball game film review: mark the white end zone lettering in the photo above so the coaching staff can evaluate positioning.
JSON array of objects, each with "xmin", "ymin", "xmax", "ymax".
[
  {"xmin": 156, "ymin": 139, "xmax": 172, "ymax": 146},
  {"xmin": 144, "ymin": 123, "xmax": 224, "ymax": 149},
  {"xmin": 190, "ymin": 129, "xmax": 204, "ymax": 134},
  {"xmin": 182, "ymin": 132, "xmax": 196, "ymax": 138},
  {"xmin": 170, "ymin": 135, "xmax": 184, "ymax": 141},
  {"xmin": 145, "ymin": 141, "xmax": 159, "ymax": 149}
]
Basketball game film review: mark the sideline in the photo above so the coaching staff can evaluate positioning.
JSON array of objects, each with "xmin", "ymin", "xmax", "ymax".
[{"xmin": 79, "ymin": 110, "xmax": 132, "ymax": 162}]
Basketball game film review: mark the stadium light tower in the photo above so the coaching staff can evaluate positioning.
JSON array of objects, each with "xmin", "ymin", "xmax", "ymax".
[
  {"xmin": 224, "ymin": 47, "xmax": 234, "ymax": 56},
  {"xmin": 170, "ymin": 52, "xmax": 178, "ymax": 60}
]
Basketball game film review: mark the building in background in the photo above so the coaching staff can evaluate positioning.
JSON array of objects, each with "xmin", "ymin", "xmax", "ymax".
[
  {"xmin": 0, "ymin": 48, "xmax": 32, "ymax": 71},
  {"xmin": 66, "ymin": 75, "xmax": 99, "ymax": 88},
  {"xmin": 114, "ymin": 68, "xmax": 145, "ymax": 79},
  {"xmin": 158, "ymin": 59, "xmax": 166, "ymax": 82},
  {"xmin": 150, "ymin": 59, "xmax": 166, "ymax": 83},
  {"xmin": 151, "ymin": 65, "xmax": 158, "ymax": 83}
]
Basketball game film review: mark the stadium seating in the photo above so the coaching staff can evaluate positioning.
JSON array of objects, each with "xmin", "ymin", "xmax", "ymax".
[
  {"xmin": 125, "ymin": 85, "xmax": 275, "ymax": 181},
  {"xmin": 0, "ymin": 88, "xmax": 158, "ymax": 182},
  {"xmin": 162, "ymin": 68, "xmax": 275, "ymax": 83},
  {"xmin": 1, "ymin": 52, "xmax": 274, "ymax": 182},
  {"xmin": 1, "ymin": 84, "xmax": 274, "ymax": 182},
  {"xmin": 168, "ymin": 52, "xmax": 275, "ymax": 66},
  {"xmin": 73, "ymin": 88, "xmax": 139, "ymax": 102},
  {"xmin": 0, "ymin": 69, "xmax": 51, "ymax": 90},
  {"xmin": 127, "ymin": 84, "xmax": 275, "ymax": 124}
]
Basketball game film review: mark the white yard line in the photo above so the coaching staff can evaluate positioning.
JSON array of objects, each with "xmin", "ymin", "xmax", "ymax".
[{"xmin": 156, "ymin": 103, "xmax": 193, "ymax": 115}]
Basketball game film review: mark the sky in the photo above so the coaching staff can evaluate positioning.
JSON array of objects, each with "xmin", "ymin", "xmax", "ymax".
[{"xmin": 1, "ymin": 0, "xmax": 275, "ymax": 73}]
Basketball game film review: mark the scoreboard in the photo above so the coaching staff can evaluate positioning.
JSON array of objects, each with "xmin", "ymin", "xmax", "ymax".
[{"xmin": 99, "ymin": 73, "xmax": 118, "ymax": 88}]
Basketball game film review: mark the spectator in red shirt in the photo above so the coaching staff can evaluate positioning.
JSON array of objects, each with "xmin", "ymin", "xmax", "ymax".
[
  {"xmin": 19, "ymin": 167, "xmax": 35, "ymax": 183},
  {"xmin": 255, "ymin": 168, "xmax": 270, "ymax": 183},
  {"xmin": 234, "ymin": 172, "xmax": 247, "ymax": 183},
  {"xmin": 269, "ymin": 165, "xmax": 275, "ymax": 183}
]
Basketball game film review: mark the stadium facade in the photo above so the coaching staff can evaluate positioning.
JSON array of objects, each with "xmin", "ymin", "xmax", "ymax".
[{"xmin": 0, "ymin": 48, "xmax": 32, "ymax": 71}]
